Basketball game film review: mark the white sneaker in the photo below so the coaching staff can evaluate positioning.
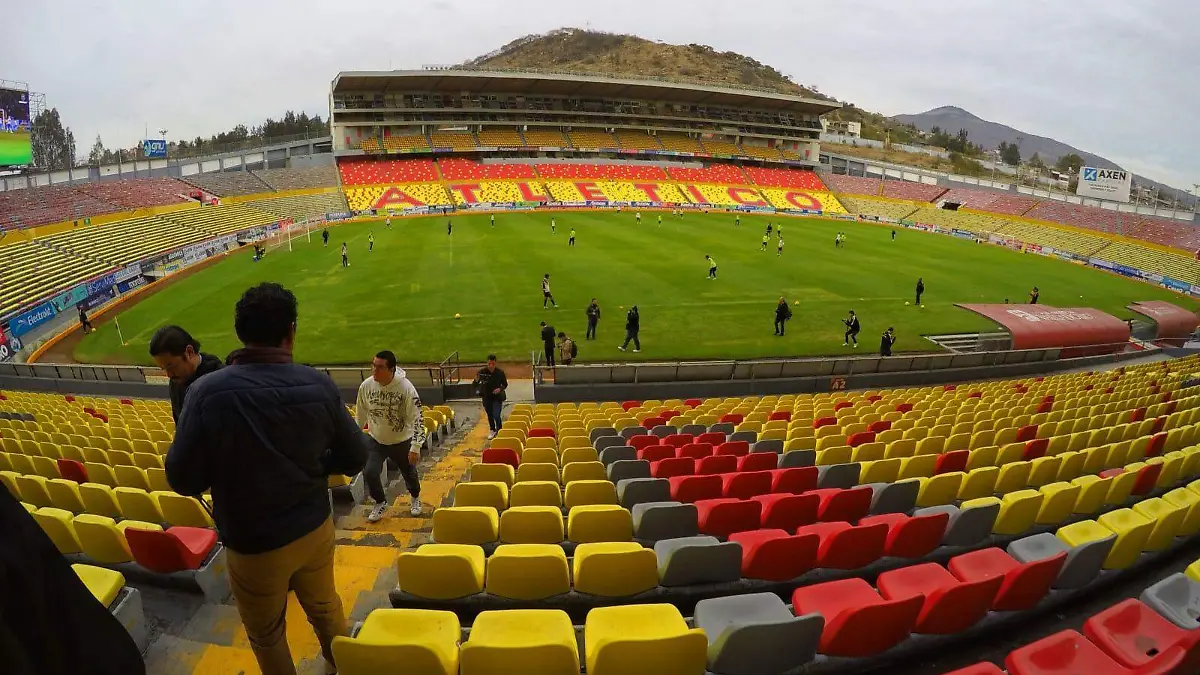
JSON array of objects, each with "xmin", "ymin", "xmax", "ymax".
[
  {"xmin": 366, "ymin": 502, "xmax": 388, "ymax": 522},
  {"xmin": 843, "ymin": 343, "xmax": 848, "ymax": 346},
  {"xmin": 409, "ymin": 498, "xmax": 423, "ymax": 517},
  {"xmin": 633, "ymin": 349, "xmax": 641, "ymax": 353},
  {"xmin": 617, "ymin": 345, "xmax": 626, "ymax": 351},
  {"xmin": 487, "ymin": 431, "xmax": 496, "ymax": 440}
]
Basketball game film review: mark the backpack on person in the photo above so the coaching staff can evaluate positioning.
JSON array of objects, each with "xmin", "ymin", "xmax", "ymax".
[{"xmin": 570, "ymin": 340, "xmax": 578, "ymax": 358}]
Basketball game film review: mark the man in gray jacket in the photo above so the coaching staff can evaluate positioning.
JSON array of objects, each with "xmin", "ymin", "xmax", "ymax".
[{"xmin": 355, "ymin": 350, "xmax": 427, "ymax": 521}]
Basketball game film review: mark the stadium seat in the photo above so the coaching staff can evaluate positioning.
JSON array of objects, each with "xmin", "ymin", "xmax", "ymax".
[
  {"xmin": 798, "ymin": 521, "xmax": 887, "ymax": 569},
  {"xmin": 654, "ymin": 535, "xmax": 742, "ymax": 586},
  {"xmin": 572, "ymin": 542, "xmax": 658, "ymax": 597},
  {"xmin": 948, "ymin": 547, "xmax": 1064, "ymax": 611},
  {"xmin": 332, "ymin": 609, "xmax": 461, "ymax": 675},
  {"xmin": 877, "ymin": 562, "xmax": 1002, "ymax": 634},
  {"xmin": 753, "ymin": 492, "xmax": 819, "ymax": 530},
  {"xmin": 484, "ymin": 546, "xmax": 571, "ymax": 601},
  {"xmin": 694, "ymin": 498, "xmax": 761, "ymax": 537},
  {"xmin": 567, "ymin": 505, "xmax": 633, "ymax": 543},
  {"xmin": 125, "ymin": 526, "xmax": 217, "ymax": 573},
  {"xmin": 498, "ymin": 506, "xmax": 562, "ymax": 545},
  {"xmin": 729, "ymin": 528, "xmax": 818, "ymax": 581},
  {"xmin": 396, "ymin": 545, "xmax": 485, "ymax": 599},
  {"xmin": 460, "ymin": 609, "xmax": 579, "ymax": 675},
  {"xmin": 433, "ymin": 507, "xmax": 500, "ymax": 545},
  {"xmin": 631, "ymin": 501, "xmax": 698, "ymax": 541},
  {"xmin": 584, "ymin": 604, "xmax": 707, "ymax": 675},
  {"xmin": 693, "ymin": 593, "xmax": 823, "ymax": 675},
  {"xmin": 860, "ymin": 511, "xmax": 949, "ymax": 559},
  {"xmin": 791, "ymin": 578, "xmax": 922, "ymax": 656}
]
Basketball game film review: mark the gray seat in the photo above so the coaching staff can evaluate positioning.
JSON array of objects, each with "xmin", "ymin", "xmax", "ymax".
[
  {"xmin": 1141, "ymin": 573, "xmax": 1200, "ymax": 629},
  {"xmin": 816, "ymin": 463, "xmax": 860, "ymax": 489},
  {"xmin": 632, "ymin": 501, "xmax": 699, "ymax": 541},
  {"xmin": 654, "ymin": 536, "xmax": 742, "ymax": 586},
  {"xmin": 599, "ymin": 445, "xmax": 637, "ymax": 466},
  {"xmin": 590, "ymin": 427, "xmax": 617, "ymax": 444},
  {"xmin": 617, "ymin": 477, "xmax": 671, "ymax": 508},
  {"xmin": 621, "ymin": 426, "xmax": 649, "ymax": 441},
  {"xmin": 866, "ymin": 480, "xmax": 919, "ymax": 515},
  {"xmin": 752, "ymin": 439, "xmax": 783, "ymax": 454},
  {"xmin": 709, "ymin": 423, "xmax": 735, "ymax": 436},
  {"xmin": 594, "ymin": 436, "xmax": 625, "ymax": 452},
  {"xmin": 651, "ymin": 425, "xmax": 678, "ymax": 439},
  {"xmin": 1054, "ymin": 535, "xmax": 1115, "ymax": 589},
  {"xmin": 694, "ymin": 593, "xmax": 823, "ymax": 675},
  {"xmin": 915, "ymin": 502, "xmax": 999, "ymax": 547},
  {"xmin": 1007, "ymin": 533, "xmax": 1068, "ymax": 563},
  {"xmin": 680, "ymin": 423, "xmax": 707, "ymax": 437},
  {"xmin": 779, "ymin": 450, "xmax": 815, "ymax": 468},
  {"xmin": 728, "ymin": 431, "xmax": 758, "ymax": 444},
  {"xmin": 607, "ymin": 459, "xmax": 651, "ymax": 483}
]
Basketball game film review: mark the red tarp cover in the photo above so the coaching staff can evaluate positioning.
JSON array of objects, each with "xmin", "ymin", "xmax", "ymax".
[
  {"xmin": 1126, "ymin": 301, "xmax": 1199, "ymax": 344},
  {"xmin": 957, "ymin": 304, "xmax": 1130, "ymax": 352}
]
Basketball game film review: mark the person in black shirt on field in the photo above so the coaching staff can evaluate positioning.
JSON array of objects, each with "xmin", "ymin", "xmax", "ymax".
[
  {"xmin": 881, "ymin": 326, "xmax": 897, "ymax": 356},
  {"xmin": 892, "ymin": 229, "xmax": 897, "ymax": 241},
  {"xmin": 322, "ymin": 229, "xmax": 329, "ymax": 247},
  {"xmin": 474, "ymin": 355, "xmax": 508, "ymax": 438},
  {"xmin": 149, "ymin": 325, "xmax": 223, "ymax": 422},
  {"xmin": 540, "ymin": 321, "xmax": 556, "ymax": 367},
  {"xmin": 843, "ymin": 310, "xmax": 861, "ymax": 347},
  {"xmin": 1029, "ymin": 286, "xmax": 1040, "ymax": 304},
  {"xmin": 774, "ymin": 296, "xmax": 793, "ymax": 336},
  {"xmin": 586, "ymin": 298, "xmax": 600, "ymax": 340},
  {"xmin": 915, "ymin": 277, "xmax": 925, "ymax": 306},
  {"xmin": 618, "ymin": 305, "xmax": 641, "ymax": 353},
  {"xmin": 77, "ymin": 306, "xmax": 93, "ymax": 334},
  {"xmin": 542, "ymin": 274, "xmax": 557, "ymax": 309}
]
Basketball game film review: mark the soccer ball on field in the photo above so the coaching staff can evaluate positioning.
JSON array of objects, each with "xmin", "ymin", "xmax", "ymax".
[
  {"xmin": 905, "ymin": 301, "xmax": 910, "ymax": 306},
  {"xmin": 921, "ymin": 305, "xmax": 926, "ymax": 309},
  {"xmin": 454, "ymin": 313, "xmax": 461, "ymax": 320},
  {"xmin": 793, "ymin": 300, "xmax": 799, "ymax": 305}
]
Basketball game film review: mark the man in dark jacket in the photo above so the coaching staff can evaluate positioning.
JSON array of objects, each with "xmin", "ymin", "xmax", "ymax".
[
  {"xmin": 149, "ymin": 325, "xmax": 223, "ymax": 422},
  {"xmin": 475, "ymin": 354, "xmax": 508, "ymax": 439},
  {"xmin": 915, "ymin": 277, "xmax": 925, "ymax": 306},
  {"xmin": 166, "ymin": 282, "xmax": 367, "ymax": 675},
  {"xmin": 774, "ymin": 296, "xmax": 793, "ymax": 336},
  {"xmin": 618, "ymin": 305, "xmax": 641, "ymax": 353},
  {"xmin": 540, "ymin": 321, "xmax": 556, "ymax": 366},
  {"xmin": 881, "ymin": 326, "xmax": 897, "ymax": 356},
  {"xmin": 586, "ymin": 298, "xmax": 601, "ymax": 340}
]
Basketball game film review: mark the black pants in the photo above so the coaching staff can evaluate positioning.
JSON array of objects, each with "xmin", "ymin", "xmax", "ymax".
[
  {"xmin": 774, "ymin": 318, "xmax": 786, "ymax": 335},
  {"xmin": 543, "ymin": 293, "xmax": 556, "ymax": 308},
  {"xmin": 586, "ymin": 319, "xmax": 598, "ymax": 340},
  {"xmin": 622, "ymin": 329, "xmax": 640, "ymax": 350},
  {"xmin": 845, "ymin": 329, "xmax": 858, "ymax": 344},
  {"xmin": 544, "ymin": 342, "xmax": 556, "ymax": 366},
  {"xmin": 341, "ymin": 255, "xmax": 348, "ymax": 267},
  {"xmin": 364, "ymin": 438, "xmax": 420, "ymax": 504},
  {"xmin": 569, "ymin": 237, "xmax": 575, "ymax": 246},
  {"xmin": 916, "ymin": 291, "xmax": 922, "ymax": 305},
  {"xmin": 484, "ymin": 398, "xmax": 503, "ymax": 432},
  {"xmin": 709, "ymin": 267, "xmax": 717, "ymax": 278},
  {"xmin": 80, "ymin": 320, "xmax": 93, "ymax": 333}
]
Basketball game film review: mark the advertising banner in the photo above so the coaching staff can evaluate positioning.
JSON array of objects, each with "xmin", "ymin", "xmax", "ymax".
[
  {"xmin": 9, "ymin": 302, "xmax": 57, "ymax": 338},
  {"xmin": 142, "ymin": 139, "xmax": 168, "ymax": 158},
  {"xmin": 951, "ymin": 228, "xmax": 976, "ymax": 240},
  {"xmin": 0, "ymin": 328, "xmax": 14, "ymax": 362},
  {"xmin": 325, "ymin": 212, "xmax": 352, "ymax": 222},
  {"xmin": 1076, "ymin": 166, "xmax": 1132, "ymax": 203},
  {"xmin": 86, "ymin": 272, "xmax": 119, "ymax": 295},
  {"xmin": 81, "ymin": 286, "xmax": 116, "ymax": 312},
  {"xmin": 957, "ymin": 303, "xmax": 1129, "ymax": 355},
  {"xmin": 116, "ymin": 275, "xmax": 151, "ymax": 295},
  {"xmin": 114, "ymin": 263, "xmax": 143, "ymax": 284},
  {"xmin": 50, "ymin": 284, "xmax": 90, "ymax": 312}
]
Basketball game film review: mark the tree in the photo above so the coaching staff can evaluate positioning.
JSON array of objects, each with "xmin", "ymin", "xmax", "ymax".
[
  {"xmin": 88, "ymin": 135, "xmax": 107, "ymax": 166},
  {"xmin": 31, "ymin": 108, "xmax": 77, "ymax": 170},
  {"xmin": 1028, "ymin": 152, "xmax": 1045, "ymax": 169},
  {"xmin": 1055, "ymin": 153, "xmax": 1084, "ymax": 175},
  {"xmin": 998, "ymin": 141, "xmax": 1021, "ymax": 166}
]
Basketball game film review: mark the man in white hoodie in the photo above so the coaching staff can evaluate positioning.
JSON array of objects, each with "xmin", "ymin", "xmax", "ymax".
[{"xmin": 355, "ymin": 350, "xmax": 427, "ymax": 521}]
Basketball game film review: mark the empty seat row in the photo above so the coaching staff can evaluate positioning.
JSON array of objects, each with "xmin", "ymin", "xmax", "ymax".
[
  {"xmin": 7, "ymin": 476, "xmax": 212, "ymax": 527},
  {"xmin": 25, "ymin": 504, "xmax": 216, "ymax": 572}
]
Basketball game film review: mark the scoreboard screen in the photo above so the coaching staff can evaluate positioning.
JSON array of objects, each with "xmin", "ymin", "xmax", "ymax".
[{"xmin": 0, "ymin": 87, "xmax": 33, "ymax": 167}]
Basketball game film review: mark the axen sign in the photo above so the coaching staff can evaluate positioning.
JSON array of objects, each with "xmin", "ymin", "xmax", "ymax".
[{"xmin": 1083, "ymin": 168, "xmax": 1126, "ymax": 182}]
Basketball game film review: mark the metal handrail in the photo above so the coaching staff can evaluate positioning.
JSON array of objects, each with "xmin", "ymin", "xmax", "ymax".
[{"xmin": 438, "ymin": 350, "xmax": 462, "ymax": 385}]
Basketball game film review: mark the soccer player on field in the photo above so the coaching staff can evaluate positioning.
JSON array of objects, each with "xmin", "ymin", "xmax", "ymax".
[
  {"xmin": 542, "ymin": 274, "xmax": 557, "ymax": 309},
  {"xmin": 385, "ymin": 216, "xmax": 392, "ymax": 229},
  {"xmin": 766, "ymin": 222, "xmax": 773, "ymax": 237},
  {"xmin": 341, "ymin": 242, "xmax": 349, "ymax": 267},
  {"xmin": 760, "ymin": 234, "xmax": 769, "ymax": 251},
  {"xmin": 777, "ymin": 237, "xmax": 784, "ymax": 256},
  {"xmin": 735, "ymin": 213, "xmax": 740, "ymax": 227},
  {"xmin": 706, "ymin": 255, "xmax": 718, "ymax": 279},
  {"xmin": 490, "ymin": 214, "xmax": 495, "ymax": 228},
  {"xmin": 635, "ymin": 211, "xmax": 641, "ymax": 224},
  {"xmin": 842, "ymin": 310, "xmax": 860, "ymax": 347},
  {"xmin": 447, "ymin": 220, "xmax": 452, "ymax": 236},
  {"xmin": 368, "ymin": 233, "xmax": 375, "ymax": 252},
  {"xmin": 657, "ymin": 214, "xmax": 662, "ymax": 226},
  {"xmin": 569, "ymin": 228, "xmax": 576, "ymax": 247},
  {"xmin": 551, "ymin": 217, "xmax": 556, "ymax": 233}
]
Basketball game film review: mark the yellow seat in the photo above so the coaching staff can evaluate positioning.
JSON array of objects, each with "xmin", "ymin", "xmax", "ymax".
[
  {"xmin": 884, "ymin": 439, "xmax": 916, "ymax": 459},
  {"xmin": 1162, "ymin": 487, "xmax": 1200, "ymax": 536},
  {"xmin": 1027, "ymin": 456, "xmax": 1061, "ymax": 488},
  {"xmin": 572, "ymin": 542, "xmax": 658, "ymax": 597},
  {"xmin": 584, "ymin": 603, "xmax": 707, "ymax": 675},
  {"xmin": 483, "ymin": 546, "xmax": 572, "ymax": 601},
  {"xmin": 499, "ymin": 506, "xmax": 565, "ymax": 544},
  {"xmin": 516, "ymin": 463, "xmax": 561, "ymax": 484},
  {"xmin": 561, "ymin": 447, "xmax": 601, "ymax": 466},
  {"xmin": 567, "ymin": 505, "xmax": 633, "ymax": 543},
  {"xmin": 898, "ymin": 454, "xmax": 936, "ymax": 480},
  {"xmin": 114, "ymin": 487, "xmax": 164, "ymax": 522},
  {"xmin": 1055, "ymin": 451, "xmax": 1086, "ymax": 482},
  {"xmin": 1095, "ymin": 508, "xmax": 1154, "ymax": 569},
  {"xmin": 396, "ymin": 544, "xmax": 485, "ymax": 599},
  {"xmin": 1188, "ymin": 559, "xmax": 1200, "ymax": 584},
  {"xmin": 916, "ymin": 436, "xmax": 946, "ymax": 456},
  {"xmin": 1056, "ymin": 519, "xmax": 1116, "ymax": 558},
  {"xmin": 431, "ymin": 507, "xmax": 500, "ymax": 545},
  {"xmin": 83, "ymin": 462, "xmax": 118, "ymax": 487},
  {"xmin": 957, "ymin": 467, "xmax": 999, "ymax": 501},
  {"xmin": 1070, "ymin": 475, "xmax": 1112, "ymax": 514},
  {"xmin": 1035, "ymin": 482, "xmax": 1080, "ymax": 525},
  {"xmin": 1154, "ymin": 452, "xmax": 1185, "ymax": 489},
  {"xmin": 916, "ymin": 472, "xmax": 963, "ymax": 507},
  {"xmin": 525, "ymin": 436, "xmax": 557, "ymax": 452},
  {"xmin": 156, "ymin": 492, "xmax": 215, "ymax": 528},
  {"xmin": 332, "ymin": 608, "xmax": 461, "ymax": 675},
  {"xmin": 72, "ymin": 564, "xmax": 125, "ymax": 607},
  {"xmin": 1132, "ymin": 497, "xmax": 1186, "ymax": 551},
  {"xmin": 995, "ymin": 461, "xmax": 1031, "ymax": 495},
  {"xmin": 509, "ymin": 481, "xmax": 563, "ymax": 508},
  {"xmin": 46, "ymin": 478, "xmax": 86, "ymax": 513},
  {"xmin": 562, "ymin": 461, "xmax": 607, "ymax": 484},
  {"xmin": 460, "ymin": 609, "xmax": 578, "ymax": 675},
  {"xmin": 15, "ymin": 474, "xmax": 53, "ymax": 508},
  {"xmin": 859, "ymin": 458, "xmax": 901, "ymax": 484},
  {"xmin": 851, "ymin": 442, "xmax": 885, "ymax": 463},
  {"xmin": 1105, "ymin": 469, "xmax": 1139, "ymax": 505},
  {"xmin": 521, "ymin": 448, "xmax": 560, "ymax": 467},
  {"xmin": 992, "ymin": 490, "xmax": 1043, "ymax": 535},
  {"xmin": 29, "ymin": 455, "xmax": 60, "ymax": 479},
  {"xmin": 470, "ymin": 463, "xmax": 515, "ymax": 487},
  {"xmin": 564, "ymin": 480, "xmax": 618, "ymax": 509},
  {"xmin": 453, "ymin": 482, "xmax": 509, "ymax": 510},
  {"xmin": 815, "ymin": 446, "xmax": 852, "ymax": 466},
  {"xmin": 965, "ymin": 446, "xmax": 999, "ymax": 471},
  {"xmin": 33, "ymin": 507, "xmax": 83, "ymax": 554},
  {"xmin": 73, "ymin": 515, "xmax": 161, "ymax": 564}
]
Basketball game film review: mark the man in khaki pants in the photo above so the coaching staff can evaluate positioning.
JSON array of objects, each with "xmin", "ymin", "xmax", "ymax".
[{"xmin": 167, "ymin": 283, "xmax": 367, "ymax": 674}]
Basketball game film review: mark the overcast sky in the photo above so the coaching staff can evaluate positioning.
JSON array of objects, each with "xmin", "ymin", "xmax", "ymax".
[{"xmin": 9, "ymin": 0, "xmax": 1197, "ymax": 188}]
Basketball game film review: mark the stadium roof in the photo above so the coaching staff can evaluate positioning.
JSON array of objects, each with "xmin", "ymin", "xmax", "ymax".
[{"xmin": 332, "ymin": 69, "xmax": 840, "ymax": 115}]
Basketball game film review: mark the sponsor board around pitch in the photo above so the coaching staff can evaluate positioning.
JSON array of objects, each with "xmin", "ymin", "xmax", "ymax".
[
  {"xmin": 50, "ymin": 284, "xmax": 89, "ymax": 313},
  {"xmin": 10, "ymin": 302, "xmax": 57, "ymax": 338},
  {"xmin": 86, "ymin": 272, "xmax": 119, "ymax": 296},
  {"xmin": 0, "ymin": 328, "xmax": 16, "ymax": 362},
  {"xmin": 115, "ymin": 275, "xmax": 151, "ymax": 294},
  {"xmin": 1076, "ymin": 166, "xmax": 1132, "ymax": 203},
  {"xmin": 142, "ymin": 139, "xmax": 168, "ymax": 158},
  {"xmin": 113, "ymin": 263, "xmax": 142, "ymax": 284},
  {"xmin": 81, "ymin": 286, "xmax": 117, "ymax": 312}
]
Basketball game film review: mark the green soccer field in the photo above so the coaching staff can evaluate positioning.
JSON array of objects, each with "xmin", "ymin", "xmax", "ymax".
[
  {"xmin": 0, "ymin": 130, "xmax": 32, "ymax": 166},
  {"xmin": 72, "ymin": 211, "xmax": 1198, "ymax": 366}
]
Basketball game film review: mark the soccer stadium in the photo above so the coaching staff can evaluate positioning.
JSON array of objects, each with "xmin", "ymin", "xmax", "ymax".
[{"xmin": 5, "ymin": 25, "xmax": 1200, "ymax": 675}]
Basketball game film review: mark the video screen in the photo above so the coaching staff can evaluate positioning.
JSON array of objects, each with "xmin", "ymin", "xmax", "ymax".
[{"xmin": 0, "ymin": 87, "xmax": 33, "ymax": 167}]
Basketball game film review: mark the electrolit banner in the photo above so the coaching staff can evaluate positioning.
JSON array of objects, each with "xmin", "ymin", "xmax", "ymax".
[{"xmin": 9, "ymin": 302, "xmax": 57, "ymax": 337}]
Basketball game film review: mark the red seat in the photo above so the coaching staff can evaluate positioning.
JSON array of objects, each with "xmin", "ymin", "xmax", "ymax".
[
  {"xmin": 943, "ymin": 385, "xmax": 957, "ymax": 392},
  {"xmin": 527, "ymin": 427, "xmax": 556, "ymax": 438},
  {"xmin": 660, "ymin": 410, "xmax": 681, "ymax": 422},
  {"xmin": 934, "ymin": 450, "xmax": 970, "ymax": 475},
  {"xmin": 948, "ymin": 547, "xmax": 1065, "ymax": 611},
  {"xmin": 731, "ymin": 528, "xmax": 818, "ymax": 581},
  {"xmin": 753, "ymin": 492, "xmax": 818, "ymax": 530},
  {"xmin": 1015, "ymin": 425, "xmax": 1038, "ymax": 442},
  {"xmin": 697, "ymin": 432, "xmax": 726, "ymax": 446},
  {"xmin": 814, "ymin": 416, "xmax": 837, "ymax": 429},
  {"xmin": 696, "ymin": 454, "xmax": 738, "ymax": 475},
  {"xmin": 942, "ymin": 664, "xmax": 1004, "ymax": 675},
  {"xmin": 1005, "ymin": 629, "xmax": 1187, "ymax": 675},
  {"xmin": 1151, "ymin": 417, "xmax": 1166, "ymax": 434},
  {"xmin": 1130, "ymin": 407, "xmax": 1146, "ymax": 423},
  {"xmin": 833, "ymin": 401, "xmax": 853, "ymax": 412},
  {"xmin": 694, "ymin": 498, "xmax": 762, "ymax": 537},
  {"xmin": 481, "ymin": 448, "xmax": 519, "ymax": 468},
  {"xmin": 119, "ymin": 398, "xmax": 133, "ymax": 405},
  {"xmin": 811, "ymin": 486, "xmax": 872, "ymax": 523},
  {"xmin": 721, "ymin": 470, "xmax": 772, "ymax": 499},
  {"xmin": 791, "ymin": 578, "xmax": 922, "ymax": 657},
  {"xmin": 621, "ymin": 401, "xmax": 642, "ymax": 412},
  {"xmin": 662, "ymin": 434, "xmax": 694, "ymax": 448},
  {"xmin": 768, "ymin": 411, "xmax": 791, "ymax": 422},
  {"xmin": 1131, "ymin": 463, "xmax": 1163, "ymax": 496},
  {"xmin": 1083, "ymin": 599, "xmax": 1191, "ymax": 669},
  {"xmin": 642, "ymin": 416, "xmax": 666, "ymax": 430},
  {"xmin": 651, "ymin": 457, "xmax": 695, "ymax": 479},
  {"xmin": 126, "ymin": 526, "xmax": 218, "ymax": 574},
  {"xmin": 720, "ymin": 413, "xmax": 744, "ymax": 425},
  {"xmin": 770, "ymin": 467, "xmax": 818, "ymax": 494},
  {"xmin": 684, "ymin": 398, "xmax": 702, "ymax": 408},
  {"xmin": 638, "ymin": 445, "xmax": 675, "ymax": 463},
  {"xmin": 1022, "ymin": 438, "xmax": 1049, "ymax": 461},
  {"xmin": 798, "ymin": 521, "xmax": 887, "ymax": 569},
  {"xmin": 630, "ymin": 435, "xmax": 662, "ymax": 451},
  {"xmin": 847, "ymin": 431, "xmax": 876, "ymax": 447},
  {"xmin": 64, "ymin": 395, "xmax": 76, "ymax": 403},
  {"xmin": 737, "ymin": 452, "xmax": 778, "ymax": 472},
  {"xmin": 877, "ymin": 562, "xmax": 1001, "ymax": 634},
  {"xmin": 860, "ymin": 512, "xmax": 949, "ymax": 559},
  {"xmin": 676, "ymin": 442, "xmax": 714, "ymax": 460},
  {"xmin": 715, "ymin": 441, "xmax": 750, "ymax": 457},
  {"xmin": 1146, "ymin": 432, "xmax": 1167, "ymax": 457},
  {"xmin": 895, "ymin": 403, "xmax": 914, "ymax": 413},
  {"xmin": 868, "ymin": 420, "xmax": 892, "ymax": 434},
  {"xmin": 668, "ymin": 474, "xmax": 723, "ymax": 503},
  {"xmin": 1099, "ymin": 468, "xmax": 1126, "ymax": 479},
  {"xmin": 56, "ymin": 459, "xmax": 88, "ymax": 483}
]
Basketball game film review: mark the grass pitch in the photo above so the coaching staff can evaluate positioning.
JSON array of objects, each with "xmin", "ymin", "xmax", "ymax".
[
  {"xmin": 0, "ymin": 130, "xmax": 32, "ymax": 167},
  {"xmin": 73, "ymin": 211, "xmax": 1196, "ymax": 366}
]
